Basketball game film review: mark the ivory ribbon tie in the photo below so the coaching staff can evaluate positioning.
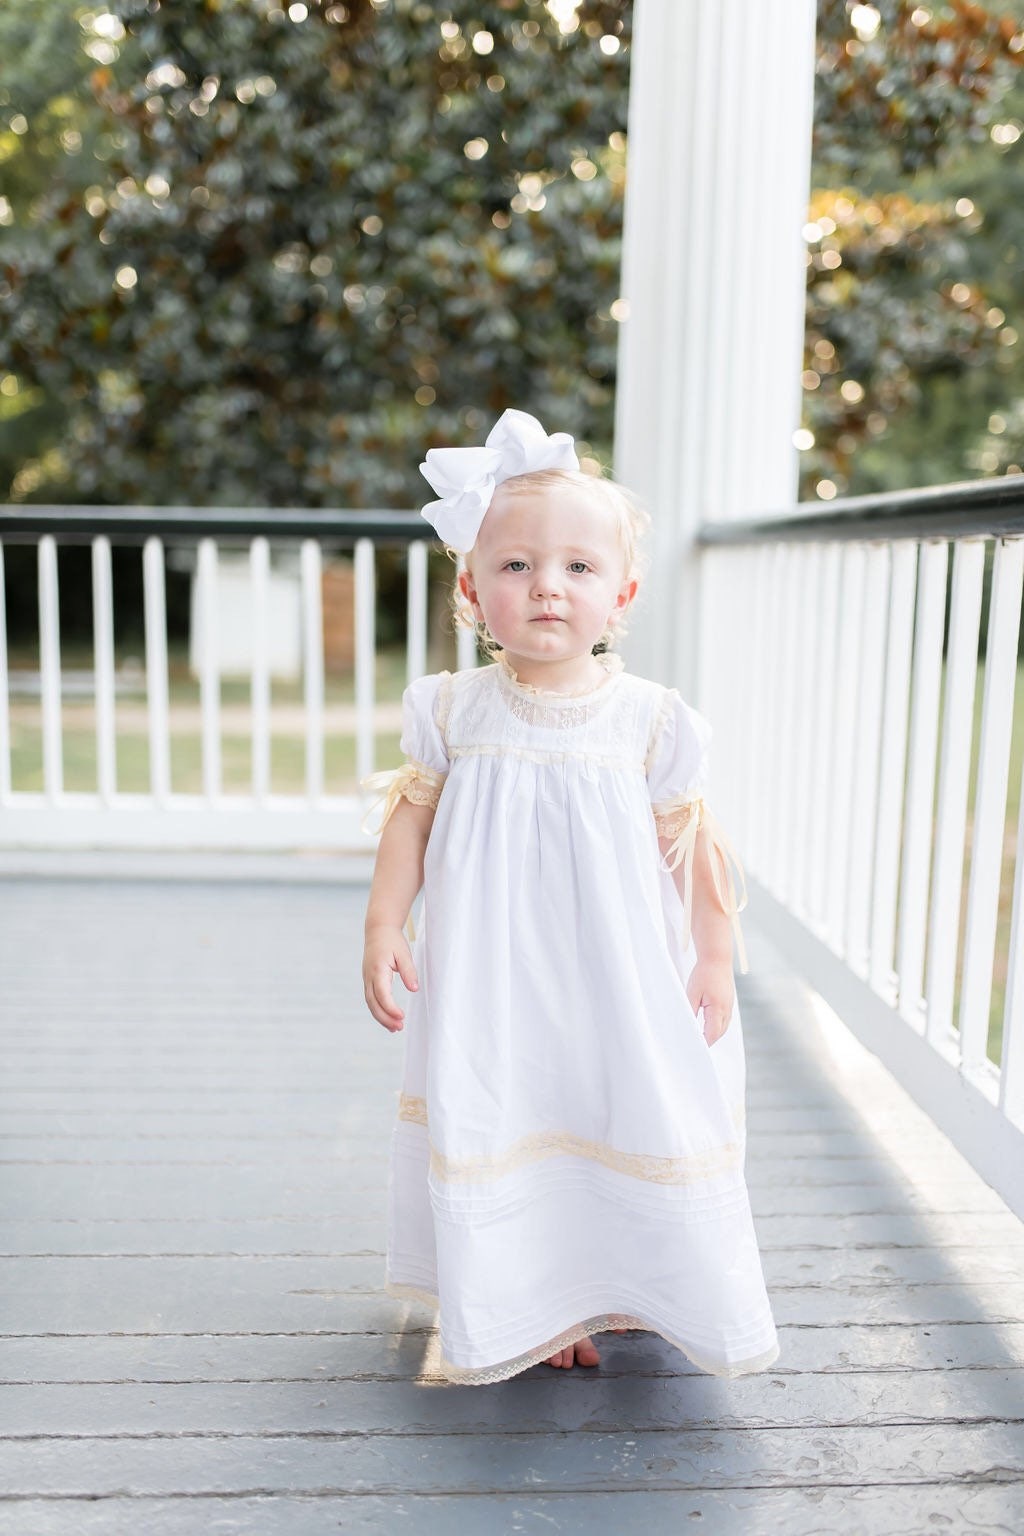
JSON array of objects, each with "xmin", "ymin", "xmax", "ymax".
[
  {"xmin": 657, "ymin": 798, "xmax": 750, "ymax": 975},
  {"xmin": 360, "ymin": 762, "xmax": 447, "ymax": 943}
]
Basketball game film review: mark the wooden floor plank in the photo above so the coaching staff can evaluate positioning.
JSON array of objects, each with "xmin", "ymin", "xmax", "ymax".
[
  {"xmin": 2, "ymin": 1365, "xmax": 1024, "ymax": 1436},
  {"xmin": 0, "ymin": 1484, "xmax": 1020, "ymax": 1536},
  {"xmin": 2, "ymin": 1324, "xmax": 1024, "ymax": 1382},
  {"xmin": 1, "ymin": 1423, "xmax": 1024, "ymax": 1496},
  {"xmin": 2, "ymin": 867, "xmax": 1023, "ymax": 1531}
]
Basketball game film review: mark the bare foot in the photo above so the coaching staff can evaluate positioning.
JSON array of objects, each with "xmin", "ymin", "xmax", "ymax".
[
  {"xmin": 545, "ymin": 1333, "xmax": 601, "ymax": 1368},
  {"xmin": 544, "ymin": 1326, "xmax": 632, "ymax": 1368}
]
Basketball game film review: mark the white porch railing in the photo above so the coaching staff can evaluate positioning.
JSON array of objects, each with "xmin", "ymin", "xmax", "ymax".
[
  {"xmin": 699, "ymin": 474, "xmax": 1024, "ymax": 1222},
  {"xmin": 0, "ymin": 508, "xmax": 476, "ymax": 849},
  {"xmin": 4, "ymin": 485, "xmax": 1023, "ymax": 1218}
]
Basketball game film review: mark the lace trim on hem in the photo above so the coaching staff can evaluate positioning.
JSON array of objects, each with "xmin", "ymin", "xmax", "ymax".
[
  {"xmin": 381, "ymin": 1286, "xmax": 780, "ymax": 1385},
  {"xmin": 435, "ymin": 1314, "xmax": 781, "ymax": 1386}
]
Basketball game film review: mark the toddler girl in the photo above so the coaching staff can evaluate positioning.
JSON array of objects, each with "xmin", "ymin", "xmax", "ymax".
[{"xmin": 361, "ymin": 408, "xmax": 780, "ymax": 1383}]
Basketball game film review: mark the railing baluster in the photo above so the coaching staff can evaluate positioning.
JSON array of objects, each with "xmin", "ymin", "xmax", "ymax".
[
  {"xmin": 354, "ymin": 537, "xmax": 376, "ymax": 782},
  {"xmin": 846, "ymin": 543, "xmax": 890, "ymax": 979},
  {"xmin": 250, "ymin": 537, "xmax": 271, "ymax": 802},
  {"xmin": 406, "ymin": 538, "xmax": 428, "ymax": 685},
  {"xmin": 896, "ymin": 540, "xmax": 948, "ymax": 1028},
  {"xmin": 958, "ymin": 536, "xmax": 1024, "ymax": 1076},
  {"xmin": 774, "ymin": 543, "xmax": 802, "ymax": 904},
  {"xmin": 1001, "ymin": 783, "xmax": 1024, "ymax": 1122},
  {"xmin": 731, "ymin": 545, "xmax": 758, "ymax": 852},
  {"xmin": 91, "ymin": 536, "xmax": 117, "ymax": 802},
  {"xmin": 0, "ymin": 542, "xmax": 9, "ymax": 801},
  {"xmin": 38, "ymin": 534, "xmax": 63, "ymax": 800},
  {"xmin": 791, "ymin": 542, "xmax": 819, "ymax": 923},
  {"xmin": 758, "ymin": 543, "xmax": 785, "ymax": 889},
  {"xmin": 143, "ymin": 536, "xmax": 171, "ymax": 803},
  {"xmin": 924, "ymin": 538, "xmax": 985, "ymax": 1045},
  {"xmin": 826, "ymin": 543, "xmax": 866, "ymax": 955},
  {"xmin": 809, "ymin": 543, "xmax": 841, "ymax": 934},
  {"xmin": 868, "ymin": 540, "xmax": 917, "ymax": 1004},
  {"xmin": 744, "ymin": 542, "xmax": 774, "ymax": 879},
  {"xmin": 196, "ymin": 538, "xmax": 222, "ymax": 801},
  {"xmin": 300, "ymin": 539, "xmax": 324, "ymax": 803}
]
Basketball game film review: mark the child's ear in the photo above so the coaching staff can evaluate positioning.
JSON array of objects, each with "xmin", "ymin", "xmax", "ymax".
[
  {"xmin": 611, "ymin": 576, "xmax": 638, "ymax": 618},
  {"xmin": 458, "ymin": 567, "xmax": 482, "ymax": 617}
]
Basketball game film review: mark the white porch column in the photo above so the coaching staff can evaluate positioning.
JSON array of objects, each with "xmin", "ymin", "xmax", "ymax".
[{"xmin": 614, "ymin": 0, "xmax": 817, "ymax": 691}]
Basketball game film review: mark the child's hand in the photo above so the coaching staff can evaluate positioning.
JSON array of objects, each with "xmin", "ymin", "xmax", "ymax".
[
  {"xmin": 685, "ymin": 957, "xmax": 735, "ymax": 1046},
  {"xmin": 363, "ymin": 925, "xmax": 418, "ymax": 1033}
]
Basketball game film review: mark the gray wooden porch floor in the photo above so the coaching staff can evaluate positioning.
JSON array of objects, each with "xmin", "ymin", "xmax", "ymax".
[{"xmin": 1, "ymin": 854, "xmax": 1023, "ymax": 1534}]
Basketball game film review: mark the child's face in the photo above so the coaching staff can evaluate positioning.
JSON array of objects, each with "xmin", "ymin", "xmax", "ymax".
[{"xmin": 457, "ymin": 485, "xmax": 637, "ymax": 665}]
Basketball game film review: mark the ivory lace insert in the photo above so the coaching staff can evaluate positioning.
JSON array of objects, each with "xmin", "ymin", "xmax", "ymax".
[
  {"xmin": 443, "ymin": 654, "xmax": 646, "ymax": 771},
  {"xmin": 652, "ymin": 794, "xmax": 750, "ymax": 974},
  {"xmin": 397, "ymin": 1092, "xmax": 746, "ymax": 1186}
]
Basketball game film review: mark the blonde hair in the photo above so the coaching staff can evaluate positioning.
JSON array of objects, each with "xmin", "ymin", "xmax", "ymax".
[{"xmin": 447, "ymin": 467, "xmax": 651, "ymax": 661}]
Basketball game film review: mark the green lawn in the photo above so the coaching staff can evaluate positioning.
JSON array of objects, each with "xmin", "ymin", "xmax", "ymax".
[
  {"xmin": 8, "ymin": 724, "xmax": 405, "ymax": 798},
  {"xmin": 7, "ymin": 642, "xmax": 412, "ymax": 795}
]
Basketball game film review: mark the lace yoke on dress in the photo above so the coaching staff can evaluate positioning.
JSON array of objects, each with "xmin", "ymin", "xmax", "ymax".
[{"xmin": 360, "ymin": 655, "xmax": 749, "ymax": 972}]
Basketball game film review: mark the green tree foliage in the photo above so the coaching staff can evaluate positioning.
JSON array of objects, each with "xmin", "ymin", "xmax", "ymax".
[
  {"xmin": 805, "ymin": 0, "xmax": 1024, "ymax": 496},
  {"xmin": 0, "ymin": 0, "xmax": 629, "ymax": 507},
  {"xmin": 1, "ymin": 0, "xmax": 1022, "ymax": 509}
]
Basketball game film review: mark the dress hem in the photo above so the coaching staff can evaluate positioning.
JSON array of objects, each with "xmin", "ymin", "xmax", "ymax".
[{"xmin": 383, "ymin": 1280, "xmax": 780, "ymax": 1386}]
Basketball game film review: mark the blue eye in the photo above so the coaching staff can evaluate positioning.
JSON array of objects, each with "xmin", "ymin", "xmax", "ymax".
[
  {"xmin": 505, "ymin": 560, "xmax": 528, "ymax": 572},
  {"xmin": 568, "ymin": 561, "xmax": 589, "ymax": 574}
]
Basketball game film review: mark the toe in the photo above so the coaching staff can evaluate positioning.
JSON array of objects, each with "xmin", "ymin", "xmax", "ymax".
[{"xmin": 575, "ymin": 1335, "xmax": 600, "ymax": 1366}]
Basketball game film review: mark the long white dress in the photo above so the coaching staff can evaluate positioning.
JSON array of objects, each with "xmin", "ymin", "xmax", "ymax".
[{"xmin": 376, "ymin": 649, "xmax": 780, "ymax": 1385}]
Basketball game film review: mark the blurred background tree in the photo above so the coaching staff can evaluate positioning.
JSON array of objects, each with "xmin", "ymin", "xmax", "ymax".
[
  {"xmin": 0, "ymin": 0, "xmax": 1021, "ymax": 512},
  {"xmin": 807, "ymin": 0, "xmax": 1023, "ymax": 497},
  {"xmin": 0, "ymin": 0, "xmax": 629, "ymax": 510}
]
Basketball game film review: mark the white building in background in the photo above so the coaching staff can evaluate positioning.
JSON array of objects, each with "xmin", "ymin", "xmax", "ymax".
[{"xmin": 187, "ymin": 548, "xmax": 303, "ymax": 680}]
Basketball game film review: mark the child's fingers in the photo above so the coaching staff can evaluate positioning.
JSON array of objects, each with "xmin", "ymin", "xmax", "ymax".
[
  {"xmin": 394, "ymin": 946, "xmax": 419, "ymax": 994},
  {"xmin": 368, "ymin": 993, "xmax": 404, "ymax": 1032},
  {"xmin": 701, "ymin": 1003, "xmax": 731, "ymax": 1045},
  {"xmin": 365, "ymin": 965, "xmax": 405, "ymax": 1030}
]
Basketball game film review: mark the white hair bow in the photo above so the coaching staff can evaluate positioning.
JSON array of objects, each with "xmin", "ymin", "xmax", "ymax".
[{"xmin": 419, "ymin": 408, "xmax": 579, "ymax": 552}]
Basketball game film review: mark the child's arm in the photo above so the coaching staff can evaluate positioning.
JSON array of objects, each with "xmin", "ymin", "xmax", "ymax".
[
  {"xmin": 647, "ymin": 689, "xmax": 747, "ymax": 1045},
  {"xmin": 363, "ymin": 796, "xmax": 436, "ymax": 1033},
  {"xmin": 658, "ymin": 824, "xmax": 737, "ymax": 1047}
]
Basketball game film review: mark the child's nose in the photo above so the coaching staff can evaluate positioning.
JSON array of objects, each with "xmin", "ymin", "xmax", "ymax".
[{"xmin": 532, "ymin": 567, "xmax": 564, "ymax": 598}]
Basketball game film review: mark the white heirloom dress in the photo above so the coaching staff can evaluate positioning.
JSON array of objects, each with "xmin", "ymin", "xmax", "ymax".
[{"xmin": 370, "ymin": 650, "xmax": 780, "ymax": 1385}]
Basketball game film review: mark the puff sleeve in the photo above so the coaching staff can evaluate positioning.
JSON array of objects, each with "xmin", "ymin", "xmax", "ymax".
[
  {"xmin": 359, "ymin": 670, "xmax": 451, "ymax": 835},
  {"xmin": 646, "ymin": 689, "xmax": 749, "ymax": 974}
]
